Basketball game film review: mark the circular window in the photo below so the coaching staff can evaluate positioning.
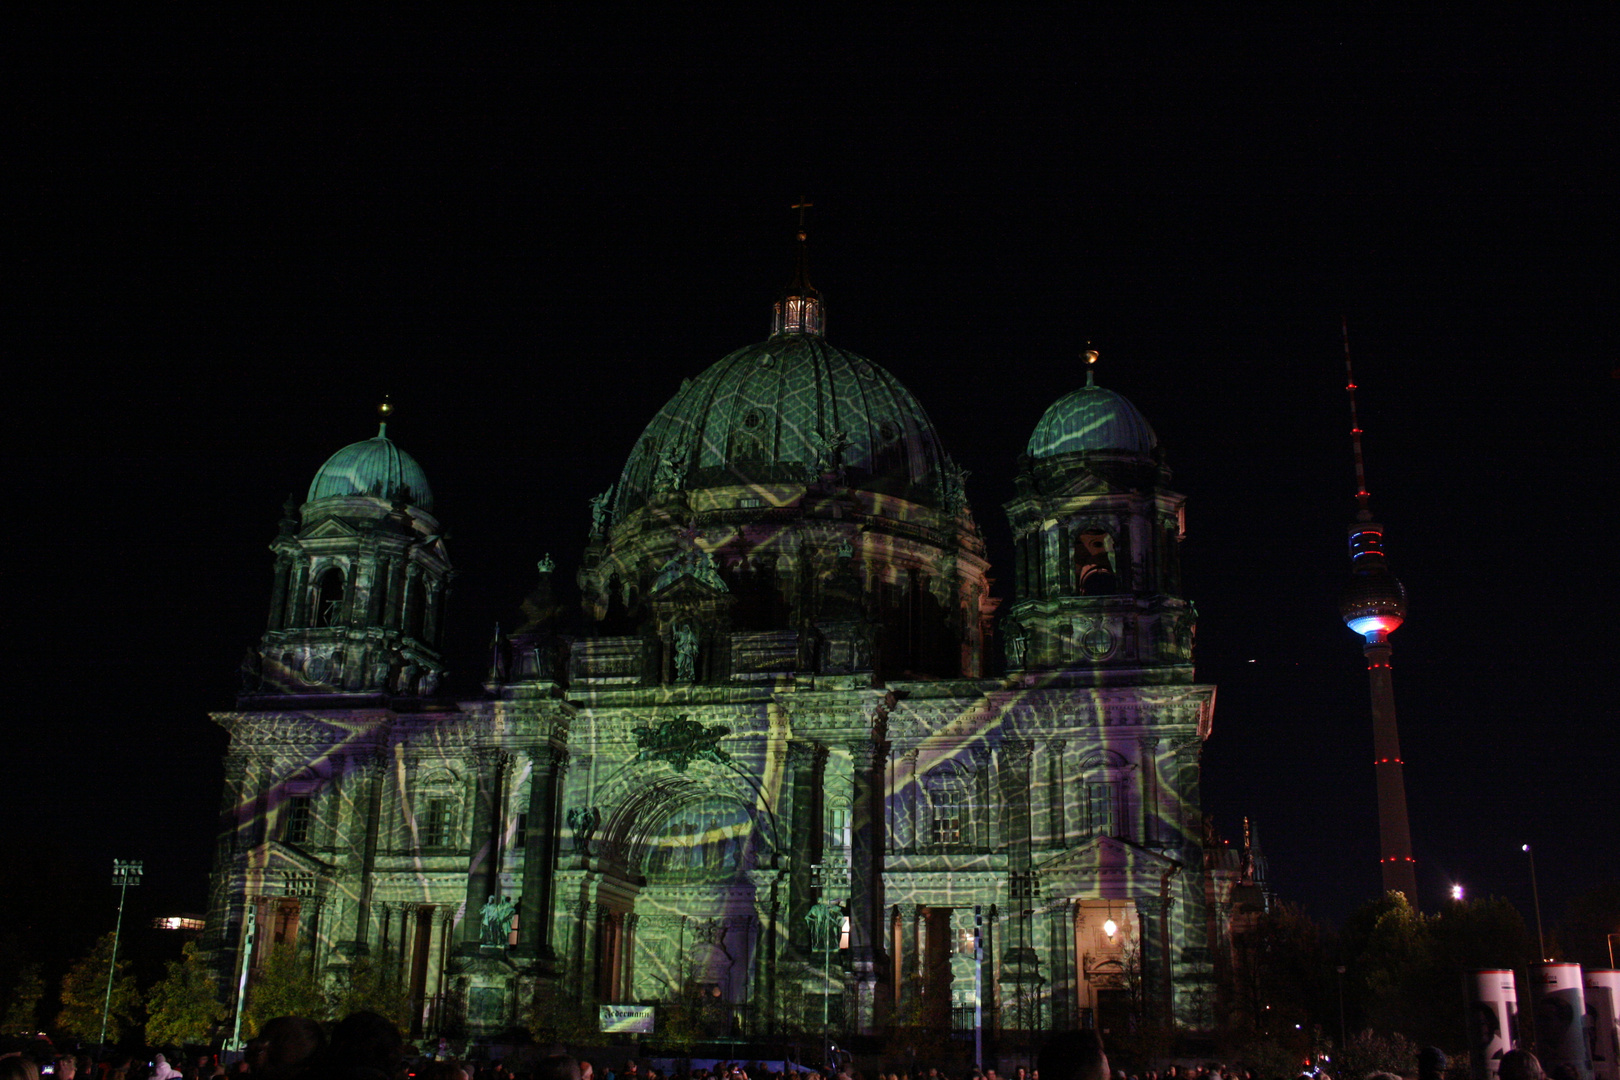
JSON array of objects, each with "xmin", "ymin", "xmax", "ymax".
[
  {"xmin": 743, "ymin": 410, "xmax": 763, "ymax": 429},
  {"xmin": 878, "ymin": 421, "xmax": 896, "ymax": 441}
]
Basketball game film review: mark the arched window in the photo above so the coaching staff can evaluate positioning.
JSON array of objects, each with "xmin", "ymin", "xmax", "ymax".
[{"xmin": 316, "ymin": 567, "xmax": 346, "ymax": 627}]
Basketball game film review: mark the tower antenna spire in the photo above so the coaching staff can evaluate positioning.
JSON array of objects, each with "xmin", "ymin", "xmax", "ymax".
[
  {"xmin": 1343, "ymin": 317, "xmax": 1372, "ymax": 522},
  {"xmin": 1338, "ymin": 319, "xmax": 1418, "ymax": 904}
]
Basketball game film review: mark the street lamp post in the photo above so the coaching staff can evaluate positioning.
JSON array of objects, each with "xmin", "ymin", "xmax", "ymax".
[
  {"xmin": 1607, "ymin": 932, "xmax": 1617, "ymax": 968},
  {"xmin": 100, "ymin": 860, "xmax": 143, "ymax": 1045},
  {"xmin": 1522, "ymin": 845, "xmax": 1546, "ymax": 960}
]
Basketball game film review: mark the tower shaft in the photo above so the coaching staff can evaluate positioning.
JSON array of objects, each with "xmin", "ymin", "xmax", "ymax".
[{"xmin": 1365, "ymin": 638, "xmax": 1417, "ymax": 899}]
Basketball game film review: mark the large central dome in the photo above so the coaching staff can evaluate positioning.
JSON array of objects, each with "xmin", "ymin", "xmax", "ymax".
[{"xmin": 613, "ymin": 335, "xmax": 950, "ymax": 517}]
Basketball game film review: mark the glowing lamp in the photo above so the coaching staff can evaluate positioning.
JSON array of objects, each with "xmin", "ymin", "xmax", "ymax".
[
  {"xmin": 1103, "ymin": 918, "xmax": 1118, "ymax": 939},
  {"xmin": 1451, "ymin": 884, "xmax": 1465, "ymax": 901}
]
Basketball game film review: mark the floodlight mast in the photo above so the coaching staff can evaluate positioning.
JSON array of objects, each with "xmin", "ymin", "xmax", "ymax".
[{"xmin": 100, "ymin": 860, "xmax": 143, "ymax": 1045}]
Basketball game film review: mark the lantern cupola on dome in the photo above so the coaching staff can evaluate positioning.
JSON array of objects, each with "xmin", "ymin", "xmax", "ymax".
[
  {"xmin": 307, "ymin": 408, "xmax": 434, "ymax": 510},
  {"xmin": 1027, "ymin": 351, "xmax": 1157, "ymax": 459}
]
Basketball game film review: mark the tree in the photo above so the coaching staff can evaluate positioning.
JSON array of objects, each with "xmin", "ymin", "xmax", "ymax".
[
  {"xmin": 1337, "ymin": 1028, "xmax": 1421, "ymax": 1079},
  {"xmin": 146, "ymin": 943, "xmax": 227, "ymax": 1047},
  {"xmin": 1556, "ymin": 882, "xmax": 1620, "ymax": 971},
  {"xmin": 522, "ymin": 981, "xmax": 597, "ymax": 1049},
  {"xmin": 57, "ymin": 932, "xmax": 141, "ymax": 1043},
  {"xmin": 2, "ymin": 963, "xmax": 43, "ymax": 1034},
  {"xmin": 327, "ymin": 951, "xmax": 411, "ymax": 1031},
  {"xmin": 244, "ymin": 946, "xmax": 325, "ymax": 1035}
]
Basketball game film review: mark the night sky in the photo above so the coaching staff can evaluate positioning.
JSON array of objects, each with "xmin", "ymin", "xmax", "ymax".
[{"xmin": 10, "ymin": 18, "xmax": 1615, "ymax": 974}]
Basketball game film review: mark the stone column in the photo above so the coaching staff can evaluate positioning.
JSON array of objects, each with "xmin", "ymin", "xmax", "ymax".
[
  {"xmin": 402, "ymin": 563, "xmax": 423, "ymax": 639},
  {"xmin": 351, "ymin": 752, "xmax": 387, "ymax": 953},
  {"xmin": 848, "ymin": 735, "xmax": 889, "ymax": 1031},
  {"xmin": 460, "ymin": 749, "xmax": 508, "ymax": 952},
  {"xmin": 268, "ymin": 556, "xmax": 292, "ymax": 631},
  {"xmin": 1049, "ymin": 740, "xmax": 1067, "ymax": 848},
  {"xmin": 895, "ymin": 903, "xmax": 921, "ymax": 1008},
  {"xmin": 895, "ymin": 748, "xmax": 919, "ymax": 853},
  {"xmin": 514, "ymin": 745, "xmax": 565, "ymax": 967},
  {"xmin": 287, "ymin": 562, "xmax": 309, "ymax": 627},
  {"xmin": 1136, "ymin": 894, "xmax": 1172, "ymax": 1020},
  {"xmin": 1000, "ymin": 740, "xmax": 1034, "ymax": 870},
  {"xmin": 1138, "ymin": 737, "xmax": 1160, "ymax": 846},
  {"xmin": 786, "ymin": 741, "xmax": 826, "ymax": 954},
  {"xmin": 1048, "ymin": 899, "xmax": 1075, "ymax": 1030}
]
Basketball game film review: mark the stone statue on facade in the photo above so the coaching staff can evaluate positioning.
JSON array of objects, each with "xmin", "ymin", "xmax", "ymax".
[
  {"xmin": 588, "ymin": 488, "xmax": 613, "ymax": 538},
  {"xmin": 653, "ymin": 444, "xmax": 687, "ymax": 493},
  {"xmin": 1005, "ymin": 622, "xmax": 1027, "ymax": 668},
  {"xmin": 674, "ymin": 622, "xmax": 699, "ymax": 682},
  {"xmin": 566, "ymin": 805, "xmax": 601, "ymax": 854},
  {"xmin": 811, "ymin": 428, "xmax": 850, "ymax": 480},
  {"xmin": 938, "ymin": 458, "xmax": 971, "ymax": 517},
  {"xmin": 480, "ymin": 893, "xmax": 518, "ymax": 947},
  {"xmin": 805, "ymin": 901, "xmax": 843, "ymax": 954}
]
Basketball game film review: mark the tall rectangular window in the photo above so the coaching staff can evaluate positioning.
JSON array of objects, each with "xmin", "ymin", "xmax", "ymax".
[
  {"xmin": 422, "ymin": 797, "xmax": 452, "ymax": 848},
  {"xmin": 514, "ymin": 812, "xmax": 528, "ymax": 850},
  {"xmin": 932, "ymin": 794, "xmax": 963, "ymax": 846},
  {"xmin": 1085, "ymin": 782, "xmax": 1118, "ymax": 839},
  {"xmin": 285, "ymin": 795, "xmax": 313, "ymax": 845}
]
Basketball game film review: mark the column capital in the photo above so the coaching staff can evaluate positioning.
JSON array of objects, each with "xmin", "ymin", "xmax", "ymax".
[
  {"xmin": 787, "ymin": 740, "xmax": 826, "ymax": 768},
  {"xmin": 1137, "ymin": 735, "xmax": 1160, "ymax": 751},
  {"xmin": 1135, "ymin": 895, "xmax": 1171, "ymax": 917},
  {"xmin": 999, "ymin": 738, "xmax": 1035, "ymax": 762},
  {"xmin": 845, "ymin": 738, "xmax": 889, "ymax": 771}
]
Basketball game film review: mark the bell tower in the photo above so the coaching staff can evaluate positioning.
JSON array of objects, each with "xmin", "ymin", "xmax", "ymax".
[
  {"xmin": 243, "ymin": 402, "xmax": 453, "ymax": 701},
  {"xmin": 1002, "ymin": 351, "xmax": 1196, "ymax": 682}
]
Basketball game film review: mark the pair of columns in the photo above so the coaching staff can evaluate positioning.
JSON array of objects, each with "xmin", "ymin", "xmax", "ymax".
[{"xmin": 454, "ymin": 745, "xmax": 568, "ymax": 965}]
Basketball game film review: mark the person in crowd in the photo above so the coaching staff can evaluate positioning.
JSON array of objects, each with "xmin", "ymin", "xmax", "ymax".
[
  {"xmin": 303, "ymin": 1011, "xmax": 404, "ymax": 1080},
  {"xmin": 1038, "ymin": 1030, "xmax": 1110, "ymax": 1080},
  {"xmin": 1499, "ymin": 1052, "xmax": 1544, "ymax": 1080}
]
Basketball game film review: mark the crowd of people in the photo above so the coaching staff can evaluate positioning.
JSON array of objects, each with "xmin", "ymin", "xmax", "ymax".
[{"xmin": 0, "ymin": 1016, "xmax": 1567, "ymax": 1080}]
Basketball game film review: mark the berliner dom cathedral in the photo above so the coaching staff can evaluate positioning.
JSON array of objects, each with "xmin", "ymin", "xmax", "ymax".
[{"xmin": 205, "ymin": 228, "xmax": 1223, "ymax": 1046}]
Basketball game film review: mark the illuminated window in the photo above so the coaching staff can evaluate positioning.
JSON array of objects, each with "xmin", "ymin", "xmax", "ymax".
[
  {"xmin": 826, "ymin": 801, "xmax": 850, "ymax": 850},
  {"xmin": 1085, "ymin": 782, "xmax": 1119, "ymax": 838},
  {"xmin": 316, "ymin": 567, "xmax": 346, "ymax": 627},
  {"xmin": 422, "ymin": 797, "xmax": 454, "ymax": 848},
  {"xmin": 933, "ymin": 796, "xmax": 963, "ymax": 846},
  {"xmin": 1073, "ymin": 528, "xmax": 1119, "ymax": 595},
  {"xmin": 285, "ymin": 795, "xmax": 313, "ymax": 844}
]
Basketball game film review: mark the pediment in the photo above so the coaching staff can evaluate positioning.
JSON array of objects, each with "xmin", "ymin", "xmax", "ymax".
[
  {"xmin": 1035, "ymin": 835, "xmax": 1181, "ymax": 880},
  {"xmin": 260, "ymin": 840, "xmax": 336, "ymax": 879},
  {"xmin": 299, "ymin": 516, "xmax": 363, "ymax": 541}
]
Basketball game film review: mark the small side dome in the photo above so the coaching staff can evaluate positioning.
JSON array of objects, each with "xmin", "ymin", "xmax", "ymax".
[
  {"xmin": 308, "ymin": 426, "xmax": 434, "ymax": 509},
  {"xmin": 1028, "ymin": 382, "xmax": 1158, "ymax": 458}
]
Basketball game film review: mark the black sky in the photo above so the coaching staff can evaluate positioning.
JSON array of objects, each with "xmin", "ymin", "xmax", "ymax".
[{"xmin": 9, "ymin": 17, "xmax": 1616, "ymax": 973}]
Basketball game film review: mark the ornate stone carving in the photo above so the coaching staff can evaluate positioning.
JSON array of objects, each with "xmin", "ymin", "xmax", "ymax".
[{"xmin": 632, "ymin": 716, "xmax": 731, "ymax": 772}]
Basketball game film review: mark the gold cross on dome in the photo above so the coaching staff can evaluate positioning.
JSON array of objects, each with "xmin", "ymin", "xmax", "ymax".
[{"xmin": 791, "ymin": 197, "xmax": 813, "ymax": 236}]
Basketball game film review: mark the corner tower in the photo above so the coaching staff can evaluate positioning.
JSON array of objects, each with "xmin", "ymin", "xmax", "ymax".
[
  {"xmin": 243, "ymin": 403, "xmax": 453, "ymax": 700},
  {"xmin": 1002, "ymin": 351, "xmax": 1195, "ymax": 682}
]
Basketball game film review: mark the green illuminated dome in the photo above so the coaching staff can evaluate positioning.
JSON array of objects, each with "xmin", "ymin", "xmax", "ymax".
[
  {"xmin": 307, "ymin": 425, "xmax": 434, "ymax": 510},
  {"xmin": 1028, "ymin": 377, "xmax": 1157, "ymax": 458},
  {"xmin": 614, "ymin": 335, "xmax": 950, "ymax": 517}
]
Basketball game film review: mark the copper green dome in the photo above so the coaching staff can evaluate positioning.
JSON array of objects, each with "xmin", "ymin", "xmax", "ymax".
[
  {"xmin": 614, "ymin": 335, "xmax": 950, "ymax": 516},
  {"xmin": 307, "ymin": 425, "xmax": 434, "ymax": 510},
  {"xmin": 1028, "ymin": 380, "xmax": 1157, "ymax": 458}
]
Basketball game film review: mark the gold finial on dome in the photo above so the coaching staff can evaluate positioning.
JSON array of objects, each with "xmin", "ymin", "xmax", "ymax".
[
  {"xmin": 1084, "ymin": 345, "xmax": 1099, "ymax": 387},
  {"xmin": 377, "ymin": 395, "xmax": 394, "ymax": 437}
]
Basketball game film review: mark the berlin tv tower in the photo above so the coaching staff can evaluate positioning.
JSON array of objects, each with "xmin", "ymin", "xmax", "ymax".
[{"xmin": 1338, "ymin": 321, "xmax": 1418, "ymax": 903}]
